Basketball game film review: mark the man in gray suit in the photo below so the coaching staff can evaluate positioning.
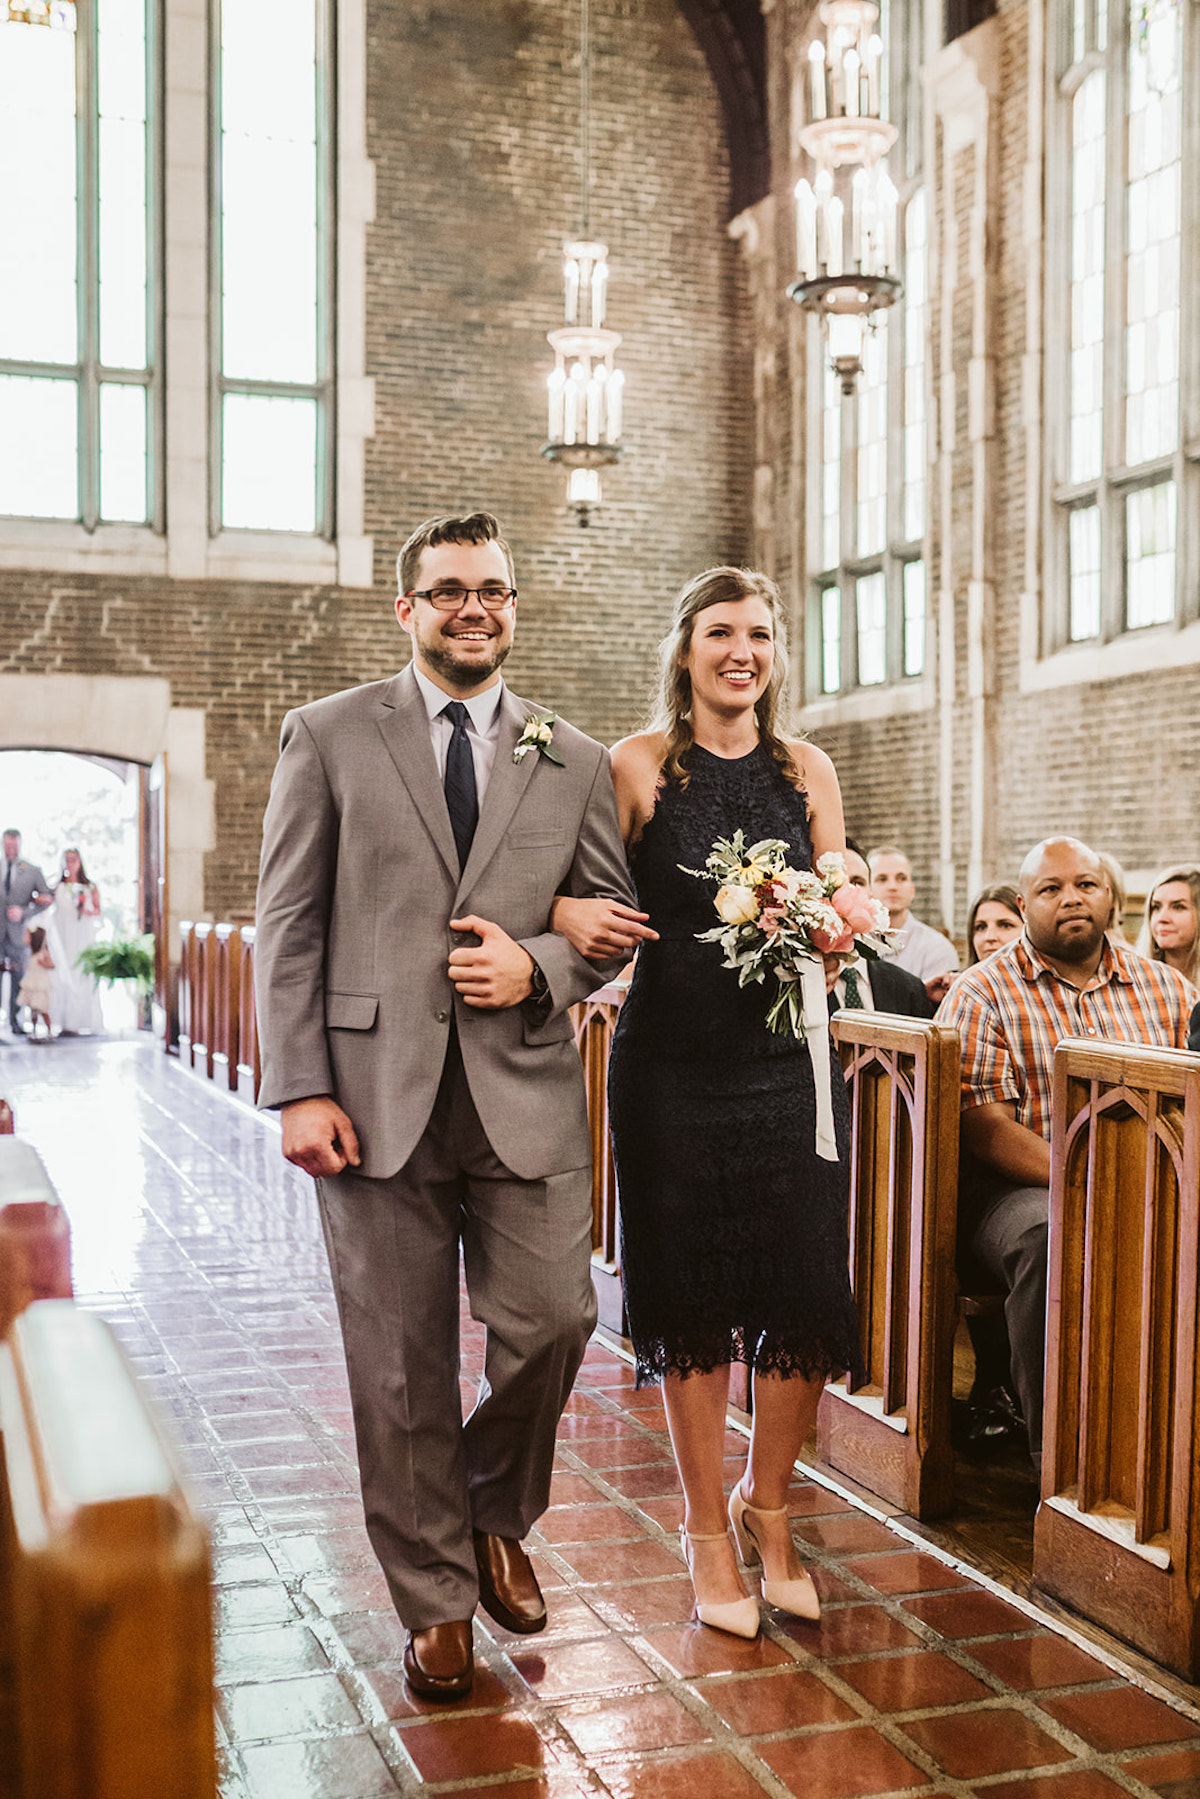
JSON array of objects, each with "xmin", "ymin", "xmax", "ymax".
[
  {"xmin": 1, "ymin": 830, "xmax": 52, "ymax": 1035},
  {"xmin": 255, "ymin": 512, "xmax": 642, "ymax": 1701}
]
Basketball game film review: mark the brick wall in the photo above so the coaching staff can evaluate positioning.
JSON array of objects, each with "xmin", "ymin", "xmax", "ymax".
[{"xmin": 0, "ymin": 0, "xmax": 753, "ymax": 921}]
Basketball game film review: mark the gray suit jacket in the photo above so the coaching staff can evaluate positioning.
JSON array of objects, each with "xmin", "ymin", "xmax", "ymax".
[
  {"xmin": 255, "ymin": 667, "xmax": 635, "ymax": 1181},
  {"xmin": 1, "ymin": 860, "xmax": 51, "ymax": 961}
]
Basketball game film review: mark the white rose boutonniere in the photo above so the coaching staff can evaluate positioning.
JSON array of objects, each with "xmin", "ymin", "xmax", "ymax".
[{"xmin": 513, "ymin": 709, "xmax": 563, "ymax": 766}]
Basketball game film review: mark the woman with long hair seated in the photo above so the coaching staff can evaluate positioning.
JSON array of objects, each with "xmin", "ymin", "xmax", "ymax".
[
  {"xmin": 965, "ymin": 884, "xmax": 1022, "ymax": 965},
  {"xmin": 1137, "ymin": 865, "xmax": 1200, "ymax": 989},
  {"xmin": 551, "ymin": 567, "xmax": 864, "ymax": 1638}
]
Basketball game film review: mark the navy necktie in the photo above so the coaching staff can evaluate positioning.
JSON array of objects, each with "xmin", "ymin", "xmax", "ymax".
[
  {"xmin": 442, "ymin": 701, "xmax": 478, "ymax": 870},
  {"xmin": 842, "ymin": 964, "xmax": 864, "ymax": 1007}
]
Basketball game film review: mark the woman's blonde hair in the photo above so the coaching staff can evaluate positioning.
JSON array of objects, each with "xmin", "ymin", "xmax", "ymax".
[
  {"xmin": 1136, "ymin": 864, "xmax": 1200, "ymax": 986},
  {"xmin": 649, "ymin": 566, "xmax": 800, "ymax": 789}
]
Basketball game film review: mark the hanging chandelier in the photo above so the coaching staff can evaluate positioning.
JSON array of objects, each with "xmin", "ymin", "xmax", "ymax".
[
  {"xmin": 787, "ymin": 1, "xmax": 900, "ymax": 395},
  {"xmin": 541, "ymin": 0, "xmax": 624, "ymax": 525},
  {"xmin": 6, "ymin": 0, "xmax": 74, "ymax": 22}
]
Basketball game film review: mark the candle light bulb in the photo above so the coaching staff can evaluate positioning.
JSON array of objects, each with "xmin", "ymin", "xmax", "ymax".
[{"xmin": 808, "ymin": 38, "xmax": 827, "ymax": 122}]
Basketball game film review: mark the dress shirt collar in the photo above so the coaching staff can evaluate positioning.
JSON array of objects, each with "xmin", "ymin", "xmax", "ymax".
[
  {"xmin": 1013, "ymin": 931, "xmax": 1132, "ymax": 991},
  {"xmin": 412, "ymin": 664, "xmax": 504, "ymax": 736}
]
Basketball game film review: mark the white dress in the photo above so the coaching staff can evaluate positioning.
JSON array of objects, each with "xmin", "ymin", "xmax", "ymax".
[{"xmin": 51, "ymin": 883, "xmax": 105, "ymax": 1034}]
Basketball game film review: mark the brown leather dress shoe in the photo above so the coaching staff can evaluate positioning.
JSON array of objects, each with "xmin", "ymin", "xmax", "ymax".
[
  {"xmin": 473, "ymin": 1530, "xmax": 547, "ymax": 1634},
  {"xmin": 403, "ymin": 1619, "xmax": 474, "ymax": 1701}
]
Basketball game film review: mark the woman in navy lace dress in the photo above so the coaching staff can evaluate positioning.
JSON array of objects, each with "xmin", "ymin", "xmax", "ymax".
[{"xmin": 552, "ymin": 567, "xmax": 863, "ymax": 1639}]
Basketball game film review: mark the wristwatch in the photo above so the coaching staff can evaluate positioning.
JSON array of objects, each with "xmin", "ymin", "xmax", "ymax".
[{"xmin": 528, "ymin": 958, "xmax": 550, "ymax": 1003}]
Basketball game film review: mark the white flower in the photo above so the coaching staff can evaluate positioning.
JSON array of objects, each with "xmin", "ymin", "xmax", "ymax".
[
  {"xmin": 714, "ymin": 884, "xmax": 760, "ymax": 927},
  {"xmin": 513, "ymin": 710, "xmax": 562, "ymax": 765}
]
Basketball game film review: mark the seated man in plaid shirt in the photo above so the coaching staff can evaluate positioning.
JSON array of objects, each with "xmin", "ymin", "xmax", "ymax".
[{"xmin": 940, "ymin": 837, "xmax": 1196, "ymax": 1472}]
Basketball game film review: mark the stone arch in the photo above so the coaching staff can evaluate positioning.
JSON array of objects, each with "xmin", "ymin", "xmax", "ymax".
[{"xmin": 0, "ymin": 674, "xmax": 214, "ymax": 956}]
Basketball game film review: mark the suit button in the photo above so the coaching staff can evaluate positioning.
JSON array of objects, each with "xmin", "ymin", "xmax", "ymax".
[{"xmin": 434, "ymin": 1008, "xmax": 449, "ymax": 1023}]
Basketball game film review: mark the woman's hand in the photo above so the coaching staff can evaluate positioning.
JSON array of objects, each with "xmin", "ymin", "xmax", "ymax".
[{"xmin": 551, "ymin": 896, "xmax": 659, "ymax": 962}]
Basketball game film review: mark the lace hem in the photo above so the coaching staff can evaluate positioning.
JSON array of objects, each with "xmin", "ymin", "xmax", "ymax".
[{"xmin": 632, "ymin": 1327, "xmax": 862, "ymax": 1391}]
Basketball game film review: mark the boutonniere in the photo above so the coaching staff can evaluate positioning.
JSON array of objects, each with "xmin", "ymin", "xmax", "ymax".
[{"xmin": 513, "ymin": 709, "xmax": 563, "ymax": 766}]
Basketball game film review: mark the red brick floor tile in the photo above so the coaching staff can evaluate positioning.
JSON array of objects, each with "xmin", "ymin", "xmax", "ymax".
[
  {"xmin": 570, "ymin": 1438, "xmax": 677, "ymax": 1471},
  {"xmin": 590, "ymin": 1578, "xmax": 698, "ymax": 1630},
  {"xmin": 241, "ymin": 1464, "xmax": 357, "ymax": 1500},
  {"xmin": 836, "ymin": 1649, "xmax": 992, "ymax": 1712},
  {"xmin": 898, "ymin": 1705, "xmax": 1076, "ymax": 1778},
  {"xmin": 780, "ymin": 1603, "xmax": 925, "ymax": 1657},
  {"xmin": 534, "ymin": 1504, "xmax": 653, "ymax": 1545},
  {"xmin": 217, "ymin": 1671, "xmax": 363, "ymax": 1740},
  {"xmin": 842, "ymin": 1552, "xmax": 974, "ymax": 1596},
  {"xmin": 787, "ymin": 1481, "xmax": 856, "ymax": 1516},
  {"xmin": 445, "ymin": 1778, "xmax": 592, "ymax": 1799},
  {"xmin": 215, "ymin": 1623, "xmax": 331, "ymax": 1684},
  {"xmin": 529, "ymin": 1551, "xmax": 570, "ymax": 1592},
  {"xmin": 327, "ymin": 1611, "xmax": 409, "ymax": 1666},
  {"xmin": 963, "ymin": 1633, "xmax": 1114, "ymax": 1690},
  {"xmin": 601, "ymin": 1465, "xmax": 683, "ymax": 1500},
  {"xmin": 214, "ymin": 1584, "xmax": 301, "ymax": 1630},
  {"xmin": 212, "ymin": 1543, "xmax": 281, "ymax": 1584},
  {"xmin": 301, "ymin": 1569, "xmax": 394, "ymax": 1617},
  {"xmin": 1039, "ymin": 1686, "xmax": 1200, "ymax": 1752},
  {"xmin": 549, "ymin": 1471, "xmax": 606, "ymax": 1505},
  {"xmin": 395, "ymin": 1710, "xmax": 552, "ymax": 1782},
  {"xmin": 634, "ymin": 1496, "xmax": 688, "ymax": 1533},
  {"xmin": 811, "ymin": 1569, "xmax": 863, "ymax": 1604},
  {"xmin": 1120, "ymin": 1745, "xmax": 1200, "ymax": 1794},
  {"xmin": 361, "ymin": 1662, "xmax": 515, "ymax": 1718},
  {"xmin": 239, "ymin": 1733, "xmax": 398, "ymax": 1797},
  {"xmin": 758, "ymin": 1722, "xmax": 930, "ymax": 1797},
  {"xmin": 555, "ymin": 1415, "xmax": 652, "ymax": 1441},
  {"xmin": 482, "ymin": 1591, "xmax": 608, "ymax": 1646},
  {"xmin": 598, "ymin": 1747, "xmax": 772, "ymax": 1799},
  {"xmin": 794, "ymin": 1516, "xmax": 905, "ymax": 1555},
  {"xmin": 692, "ymin": 1666, "xmax": 859, "ymax": 1734},
  {"xmin": 554, "ymin": 1540, "xmax": 683, "ymax": 1584},
  {"xmin": 510, "ymin": 1637, "xmax": 655, "ymax": 1698},
  {"xmin": 983, "ymin": 1774, "xmax": 1135, "ymax": 1799},
  {"xmin": 636, "ymin": 1623, "xmax": 795, "ymax": 1679},
  {"xmin": 270, "ymin": 1530, "xmax": 377, "ymax": 1578},
  {"xmin": 561, "ymin": 1390, "xmax": 611, "ymax": 1415},
  {"xmin": 899, "ymin": 1589, "xmax": 1032, "ymax": 1638},
  {"xmin": 255, "ymin": 1495, "xmax": 367, "ymax": 1533},
  {"xmin": 557, "ymin": 1690, "xmax": 713, "ymax": 1755}
]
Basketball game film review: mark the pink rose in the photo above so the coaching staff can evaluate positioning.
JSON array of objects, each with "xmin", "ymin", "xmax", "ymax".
[
  {"xmin": 760, "ymin": 906, "xmax": 786, "ymax": 935},
  {"xmin": 811, "ymin": 920, "xmax": 854, "ymax": 955},
  {"xmin": 831, "ymin": 883, "xmax": 881, "ymax": 934}
]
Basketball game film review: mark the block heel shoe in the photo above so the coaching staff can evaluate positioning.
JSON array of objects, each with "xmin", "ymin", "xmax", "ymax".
[
  {"xmin": 728, "ymin": 1479, "xmax": 820, "ymax": 1622},
  {"xmin": 678, "ymin": 1526, "xmax": 760, "ymax": 1639}
]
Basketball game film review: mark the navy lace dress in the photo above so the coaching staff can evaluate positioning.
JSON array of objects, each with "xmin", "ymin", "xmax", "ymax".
[{"xmin": 608, "ymin": 743, "xmax": 864, "ymax": 1387}]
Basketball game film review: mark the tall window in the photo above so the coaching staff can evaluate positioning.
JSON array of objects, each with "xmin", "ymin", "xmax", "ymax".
[
  {"xmin": 1053, "ymin": 0, "xmax": 1192, "ymax": 646},
  {"xmin": 808, "ymin": 186, "xmax": 927, "ymax": 699},
  {"xmin": 216, "ymin": 1, "xmax": 332, "ymax": 535},
  {"xmin": 0, "ymin": 0, "xmax": 155, "ymax": 525}
]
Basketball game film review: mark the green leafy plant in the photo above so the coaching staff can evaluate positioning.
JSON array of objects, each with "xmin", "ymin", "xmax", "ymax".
[{"xmin": 75, "ymin": 933, "xmax": 156, "ymax": 994}]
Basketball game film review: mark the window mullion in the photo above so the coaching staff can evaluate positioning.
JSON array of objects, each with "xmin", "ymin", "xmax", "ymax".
[
  {"xmin": 78, "ymin": 0, "xmax": 100, "ymax": 530},
  {"xmin": 1099, "ymin": 22, "xmax": 1127, "ymax": 642}
]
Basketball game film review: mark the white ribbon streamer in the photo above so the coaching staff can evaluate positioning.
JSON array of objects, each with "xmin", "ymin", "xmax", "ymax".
[{"xmin": 799, "ymin": 956, "xmax": 839, "ymax": 1162}]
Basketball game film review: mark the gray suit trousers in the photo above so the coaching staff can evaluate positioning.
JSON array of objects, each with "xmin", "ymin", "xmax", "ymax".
[
  {"xmin": 316, "ymin": 1039, "xmax": 597, "ymax": 1630},
  {"xmin": 971, "ymin": 1183, "xmax": 1049, "ymax": 1468}
]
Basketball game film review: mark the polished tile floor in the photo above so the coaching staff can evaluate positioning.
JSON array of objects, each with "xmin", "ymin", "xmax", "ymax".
[{"xmin": 5, "ymin": 1036, "xmax": 1200, "ymax": 1799}]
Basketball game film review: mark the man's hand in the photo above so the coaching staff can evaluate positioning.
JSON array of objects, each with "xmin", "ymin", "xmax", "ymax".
[
  {"xmin": 823, "ymin": 953, "xmax": 842, "ymax": 996},
  {"xmin": 961, "ymin": 1100, "xmax": 1051, "ymax": 1188},
  {"xmin": 550, "ymin": 895, "xmax": 658, "ymax": 962},
  {"xmin": 6, "ymin": 906, "xmax": 21, "ymax": 924},
  {"xmin": 449, "ymin": 915, "xmax": 536, "ymax": 1008},
  {"xmin": 281, "ymin": 1096, "xmax": 361, "ymax": 1178}
]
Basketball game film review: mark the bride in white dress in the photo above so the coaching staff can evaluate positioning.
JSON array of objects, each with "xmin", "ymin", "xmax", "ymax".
[{"xmin": 51, "ymin": 848, "xmax": 105, "ymax": 1035}]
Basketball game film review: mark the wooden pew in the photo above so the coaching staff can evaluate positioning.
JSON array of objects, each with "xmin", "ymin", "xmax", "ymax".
[
  {"xmin": 236, "ymin": 925, "xmax": 261, "ymax": 1102},
  {"xmin": 572, "ymin": 983, "xmax": 627, "ymax": 1335},
  {"xmin": 1035, "ymin": 1037, "xmax": 1200, "ymax": 1679},
  {"xmin": 817, "ymin": 1013, "xmax": 961, "ymax": 1518},
  {"xmin": 0, "ymin": 1299, "xmax": 215, "ymax": 1799},
  {"xmin": 0, "ymin": 1138, "xmax": 72, "ymax": 1340}
]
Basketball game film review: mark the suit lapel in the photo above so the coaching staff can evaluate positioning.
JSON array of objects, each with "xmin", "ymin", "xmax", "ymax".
[
  {"xmin": 375, "ymin": 667, "xmax": 460, "ymax": 884},
  {"xmin": 455, "ymin": 687, "xmax": 538, "ymax": 899}
]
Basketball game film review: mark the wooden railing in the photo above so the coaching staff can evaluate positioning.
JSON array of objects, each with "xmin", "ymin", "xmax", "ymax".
[
  {"xmin": 0, "ymin": 1301, "xmax": 216, "ymax": 1799},
  {"xmin": 177, "ymin": 921, "xmax": 259, "ymax": 1101},
  {"xmin": 1035, "ymin": 1037, "xmax": 1200, "ymax": 1680},
  {"xmin": 818, "ymin": 1013, "xmax": 961, "ymax": 1518}
]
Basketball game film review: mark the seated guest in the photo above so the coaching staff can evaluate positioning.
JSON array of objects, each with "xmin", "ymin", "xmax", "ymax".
[
  {"xmin": 868, "ymin": 844, "xmax": 959, "ymax": 1003},
  {"xmin": 828, "ymin": 844, "xmax": 934, "ymax": 1017},
  {"xmin": 965, "ymin": 884, "xmax": 1022, "ymax": 965},
  {"xmin": 1191, "ymin": 999, "xmax": 1200, "ymax": 1052},
  {"xmin": 940, "ymin": 836, "xmax": 1195, "ymax": 1472},
  {"xmin": 1136, "ymin": 864, "xmax": 1200, "ymax": 989},
  {"xmin": 1097, "ymin": 851, "xmax": 1129, "ymax": 943}
]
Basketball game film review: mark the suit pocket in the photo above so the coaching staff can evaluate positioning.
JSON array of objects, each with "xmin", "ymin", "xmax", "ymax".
[
  {"xmin": 326, "ymin": 991, "xmax": 379, "ymax": 1030},
  {"xmin": 509, "ymin": 828, "xmax": 569, "ymax": 848}
]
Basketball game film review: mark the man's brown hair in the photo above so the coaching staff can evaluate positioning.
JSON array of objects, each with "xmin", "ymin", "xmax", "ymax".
[{"xmin": 396, "ymin": 511, "xmax": 515, "ymax": 597}]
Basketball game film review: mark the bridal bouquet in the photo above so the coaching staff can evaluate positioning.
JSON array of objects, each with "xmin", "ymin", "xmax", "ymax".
[{"xmin": 685, "ymin": 834, "xmax": 892, "ymax": 1039}]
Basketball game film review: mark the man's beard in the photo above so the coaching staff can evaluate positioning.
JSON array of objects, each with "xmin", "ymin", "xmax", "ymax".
[
  {"xmin": 1045, "ymin": 919, "xmax": 1105, "ymax": 962},
  {"xmin": 419, "ymin": 632, "xmax": 511, "ymax": 690}
]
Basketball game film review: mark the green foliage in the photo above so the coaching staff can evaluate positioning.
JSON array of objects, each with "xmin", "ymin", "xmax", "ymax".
[{"xmin": 75, "ymin": 934, "xmax": 156, "ymax": 994}]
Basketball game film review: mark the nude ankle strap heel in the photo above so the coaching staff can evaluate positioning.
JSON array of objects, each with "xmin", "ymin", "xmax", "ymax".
[
  {"xmin": 728, "ymin": 1481, "xmax": 821, "ymax": 1622},
  {"xmin": 678, "ymin": 1527, "xmax": 760, "ymax": 1639}
]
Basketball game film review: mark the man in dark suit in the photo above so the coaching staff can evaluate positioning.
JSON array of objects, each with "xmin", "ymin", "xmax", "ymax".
[
  {"xmin": 1, "ymin": 830, "xmax": 52, "ymax": 1036},
  {"xmin": 827, "ymin": 844, "xmax": 936, "ymax": 1019},
  {"xmin": 255, "ymin": 512, "xmax": 641, "ymax": 1703}
]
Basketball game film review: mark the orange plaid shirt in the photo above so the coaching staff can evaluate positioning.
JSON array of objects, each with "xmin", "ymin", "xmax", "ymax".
[{"xmin": 939, "ymin": 935, "xmax": 1196, "ymax": 1141}]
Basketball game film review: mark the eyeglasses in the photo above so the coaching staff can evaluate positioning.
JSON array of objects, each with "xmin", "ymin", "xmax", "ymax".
[{"xmin": 408, "ymin": 584, "xmax": 517, "ymax": 612}]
